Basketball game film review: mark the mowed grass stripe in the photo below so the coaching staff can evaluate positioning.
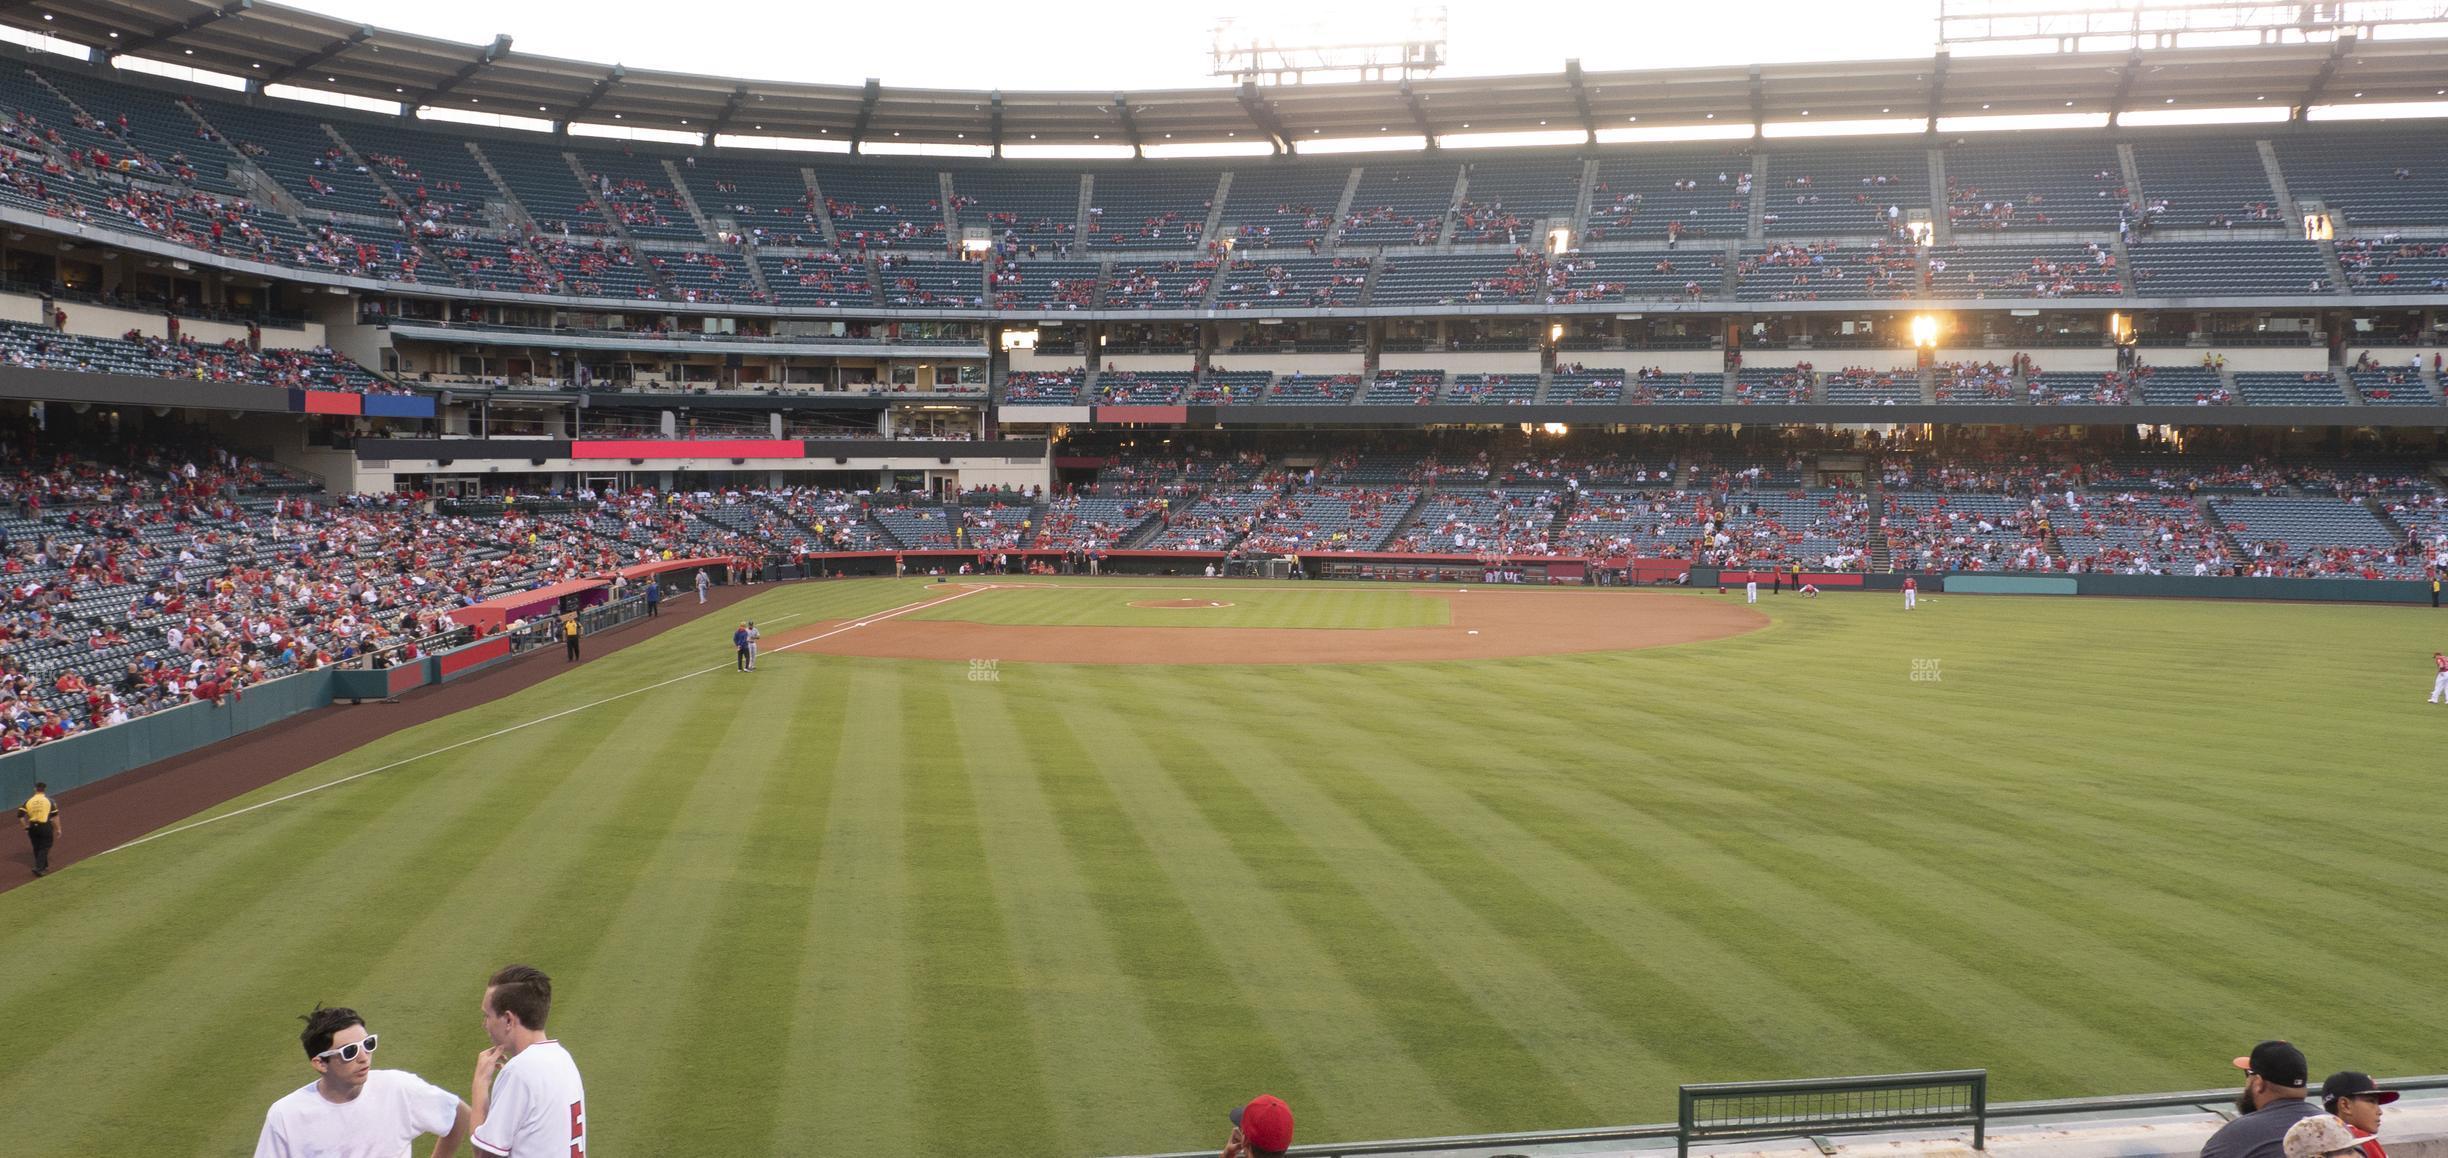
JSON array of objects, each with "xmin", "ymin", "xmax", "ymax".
[
  {"xmin": 1463, "ymin": 679, "xmax": 2172, "ymax": 1093},
  {"xmin": 650, "ymin": 666, "xmax": 852, "ymax": 1156},
  {"xmin": 1128, "ymin": 693, "xmax": 1601, "ymax": 1139},
  {"xmin": 568, "ymin": 665, "xmax": 815, "ymax": 1155},
  {"xmin": 1224, "ymin": 664, "xmax": 1792, "ymax": 1083},
  {"xmin": 766, "ymin": 662, "xmax": 920, "ymax": 1156},
  {"xmin": 1168, "ymin": 674, "xmax": 1682, "ymax": 1123},
  {"xmin": 1282, "ymin": 671, "xmax": 1900, "ymax": 1076},
  {"xmin": 1064, "ymin": 691, "xmax": 1464, "ymax": 1140},
  {"xmin": 901, "ymin": 678, "xmax": 1058, "ymax": 1155},
  {"xmin": 1005, "ymin": 681, "xmax": 1310, "ymax": 1155},
  {"xmin": 950, "ymin": 679, "xmax": 1203, "ymax": 1156}
]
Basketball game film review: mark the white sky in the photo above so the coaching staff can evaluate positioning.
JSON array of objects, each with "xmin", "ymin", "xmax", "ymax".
[{"xmin": 276, "ymin": 0, "xmax": 1946, "ymax": 91}]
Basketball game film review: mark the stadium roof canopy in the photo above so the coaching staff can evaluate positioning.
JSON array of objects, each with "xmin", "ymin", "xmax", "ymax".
[{"xmin": 22, "ymin": 0, "xmax": 2448, "ymax": 151}]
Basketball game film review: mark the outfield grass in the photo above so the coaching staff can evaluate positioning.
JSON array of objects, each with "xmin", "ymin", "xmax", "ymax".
[{"xmin": 2, "ymin": 577, "xmax": 2443, "ymax": 1157}]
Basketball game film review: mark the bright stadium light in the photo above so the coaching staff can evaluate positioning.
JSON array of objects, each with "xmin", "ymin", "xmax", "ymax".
[{"xmin": 1910, "ymin": 314, "xmax": 1942, "ymax": 348}]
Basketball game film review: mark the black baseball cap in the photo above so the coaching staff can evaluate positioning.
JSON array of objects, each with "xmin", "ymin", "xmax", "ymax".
[
  {"xmin": 2322, "ymin": 1071, "xmax": 2400, "ymax": 1107},
  {"xmin": 2234, "ymin": 1041, "xmax": 2310, "ymax": 1089}
]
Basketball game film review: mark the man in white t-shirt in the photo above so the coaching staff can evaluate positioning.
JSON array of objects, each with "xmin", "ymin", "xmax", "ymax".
[
  {"xmin": 470, "ymin": 964, "xmax": 587, "ymax": 1157},
  {"xmin": 255, "ymin": 1005, "xmax": 471, "ymax": 1158}
]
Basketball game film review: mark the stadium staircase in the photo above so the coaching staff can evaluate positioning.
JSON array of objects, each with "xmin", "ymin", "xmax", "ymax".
[
  {"xmin": 2255, "ymin": 141, "xmax": 2301, "ymax": 223},
  {"xmin": 1198, "ymin": 172, "xmax": 1232, "ymax": 248},
  {"xmin": 2199, "ymin": 498, "xmax": 2248, "ymax": 559},
  {"xmin": 799, "ymin": 168, "xmax": 844, "ymax": 248},
  {"xmin": 564, "ymin": 153, "xmax": 639, "ymax": 241},
  {"xmin": 1072, "ymin": 173, "xmax": 1096, "ymax": 246},
  {"xmin": 1435, "ymin": 168, "xmax": 1468, "ymax": 247},
  {"xmin": 2363, "ymin": 498, "xmax": 2411, "ymax": 542},
  {"xmin": 177, "ymin": 103, "xmax": 311, "ymax": 221},
  {"xmin": 1324, "ymin": 167, "xmax": 1365, "ymax": 248},
  {"xmin": 315, "ymin": 123, "xmax": 455, "ymax": 279},
  {"xmin": 1569, "ymin": 158, "xmax": 1599, "ymax": 239},
  {"xmin": 1744, "ymin": 155, "xmax": 1770, "ymax": 240},
  {"xmin": 2115, "ymin": 143, "xmax": 2145, "ymax": 220},
  {"xmin": 2333, "ymin": 367, "xmax": 2365, "ymax": 404},
  {"xmin": 1923, "ymin": 148, "xmax": 1952, "ymax": 245},
  {"xmin": 1866, "ymin": 472, "xmax": 1892, "ymax": 572},
  {"xmin": 937, "ymin": 172, "xmax": 961, "ymax": 244},
  {"xmin": 463, "ymin": 143, "xmax": 539, "ymax": 231},
  {"xmin": 2110, "ymin": 232, "xmax": 2137, "ymax": 298},
  {"xmin": 660, "ymin": 160, "xmax": 721, "ymax": 240}
]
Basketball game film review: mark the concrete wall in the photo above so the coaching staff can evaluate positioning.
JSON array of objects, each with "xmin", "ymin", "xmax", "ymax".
[
  {"xmin": 2348, "ymin": 346, "xmax": 2441, "ymax": 370},
  {"xmin": 59, "ymin": 303, "xmax": 164, "ymax": 340},
  {"xmin": 1559, "ymin": 350, "xmax": 1725, "ymax": 374},
  {"xmin": 1210, "ymin": 354, "xmax": 1364, "ymax": 376},
  {"xmin": 258, "ymin": 318, "xmax": 330, "ymax": 352},
  {"xmin": 1005, "ymin": 349, "xmax": 1084, "ymax": 372},
  {"xmin": 2177, "ymin": 347, "xmax": 2327, "ymax": 372},
  {"xmin": 1740, "ymin": 348, "xmax": 1919, "ymax": 370},
  {"xmin": 0, "ymin": 293, "xmax": 43, "ymax": 325},
  {"xmin": 180, "ymin": 317, "xmax": 249, "ymax": 347},
  {"xmin": 1101, "ymin": 354, "xmax": 1197, "ymax": 372},
  {"xmin": 1378, "ymin": 352, "xmax": 1542, "ymax": 374}
]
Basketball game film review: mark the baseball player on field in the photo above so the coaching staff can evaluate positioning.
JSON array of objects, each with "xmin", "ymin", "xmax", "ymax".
[
  {"xmin": 2430, "ymin": 652, "xmax": 2448, "ymax": 704},
  {"xmin": 1903, "ymin": 575, "xmax": 1918, "ymax": 610}
]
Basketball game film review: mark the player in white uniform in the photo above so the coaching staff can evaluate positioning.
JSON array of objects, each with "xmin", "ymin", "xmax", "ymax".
[
  {"xmin": 256, "ymin": 1006, "xmax": 471, "ymax": 1158},
  {"xmin": 471, "ymin": 964, "xmax": 587, "ymax": 1158},
  {"xmin": 1745, "ymin": 578, "xmax": 1758, "ymax": 604},
  {"xmin": 1902, "ymin": 576, "xmax": 1918, "ymax": 610},
  {"xmin": 2430, "ymin": 652, "xmax": 2448, "ymax": 704}
]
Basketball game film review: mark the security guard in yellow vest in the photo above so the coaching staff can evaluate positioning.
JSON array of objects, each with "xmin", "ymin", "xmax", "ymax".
[{"xmin": 19, "ymin": 781, "xmax": 59, "ymax": 877}]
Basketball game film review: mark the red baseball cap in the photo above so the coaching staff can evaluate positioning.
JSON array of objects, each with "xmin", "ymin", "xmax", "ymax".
[{"xmin": 1231, "ymin": 1095, "xmax": 1295, "ymax": 1153}]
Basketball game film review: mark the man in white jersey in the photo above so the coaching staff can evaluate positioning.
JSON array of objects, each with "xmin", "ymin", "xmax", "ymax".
[
  {"xmin": 255, "ymin": 1005, "xmax": 471, "ymax": 1158},
  {"xmin": 470, "ymin": 964, "xmax": 587, "ymax": 1157}
]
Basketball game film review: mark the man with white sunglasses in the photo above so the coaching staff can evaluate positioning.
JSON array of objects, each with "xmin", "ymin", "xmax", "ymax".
[{"xmin": 254, "ymin": 1005, "xmax": 472, "ymax": 1158}]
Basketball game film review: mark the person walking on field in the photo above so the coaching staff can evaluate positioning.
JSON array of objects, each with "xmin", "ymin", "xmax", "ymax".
[
  {"xmin": 2430, "ymin": 652, "xmax": 2448, "ymax": 704},
  {"xmin": 695, "ymin": 568, "xmax": 710, "ymax": 605},
  {"xmin": 733, "ymin": 622, "xmax": 751, "ymax": 672},
  {"xmin": 745, "ymin": 620, "xmax": 761, "ymax": 672},
  {"xmin": 1903, "ymin": 575, "xmax": 1918, "ymax": 610},
  {"xmin": 19, "ymin": 780, "xmax": 58, "ymax": 877},
  {"xmin": 560, "ymin": 614, "xmax": 580, "ymax": 663},
  {"xmin": 1745, "ymin": 577, "xmax": 1759, "ymax": 604}
]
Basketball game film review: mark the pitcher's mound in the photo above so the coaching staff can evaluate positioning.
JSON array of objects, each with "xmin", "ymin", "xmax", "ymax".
[{"xmin": 1129, "ymin": 598, "xmax": 1235, "ymax": 609}]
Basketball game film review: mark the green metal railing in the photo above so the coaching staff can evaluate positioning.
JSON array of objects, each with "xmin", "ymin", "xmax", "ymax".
[{"xmin": 1678, "ymin": 1070, "xmax": 1986, "ymax": 1157}]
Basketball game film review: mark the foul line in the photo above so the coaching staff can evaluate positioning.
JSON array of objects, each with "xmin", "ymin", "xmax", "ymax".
[{"xmin": 96, "ymin": 584, "xmax": 995, "ymax": 857}]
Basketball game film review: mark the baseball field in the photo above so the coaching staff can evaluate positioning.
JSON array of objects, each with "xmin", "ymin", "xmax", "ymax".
[{"xmin": 1, "ymin": 576, "xmax": 2441, "ymax": 1157}]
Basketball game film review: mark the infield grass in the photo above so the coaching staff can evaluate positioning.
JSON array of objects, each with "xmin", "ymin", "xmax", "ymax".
[
  {"xmin": 1, "ymin": 577, "xmax": 2443, "ymax": 1157},
  {"xmin": 902, "ymin": 582, "xmax": 1451, "ymax": 629}
]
